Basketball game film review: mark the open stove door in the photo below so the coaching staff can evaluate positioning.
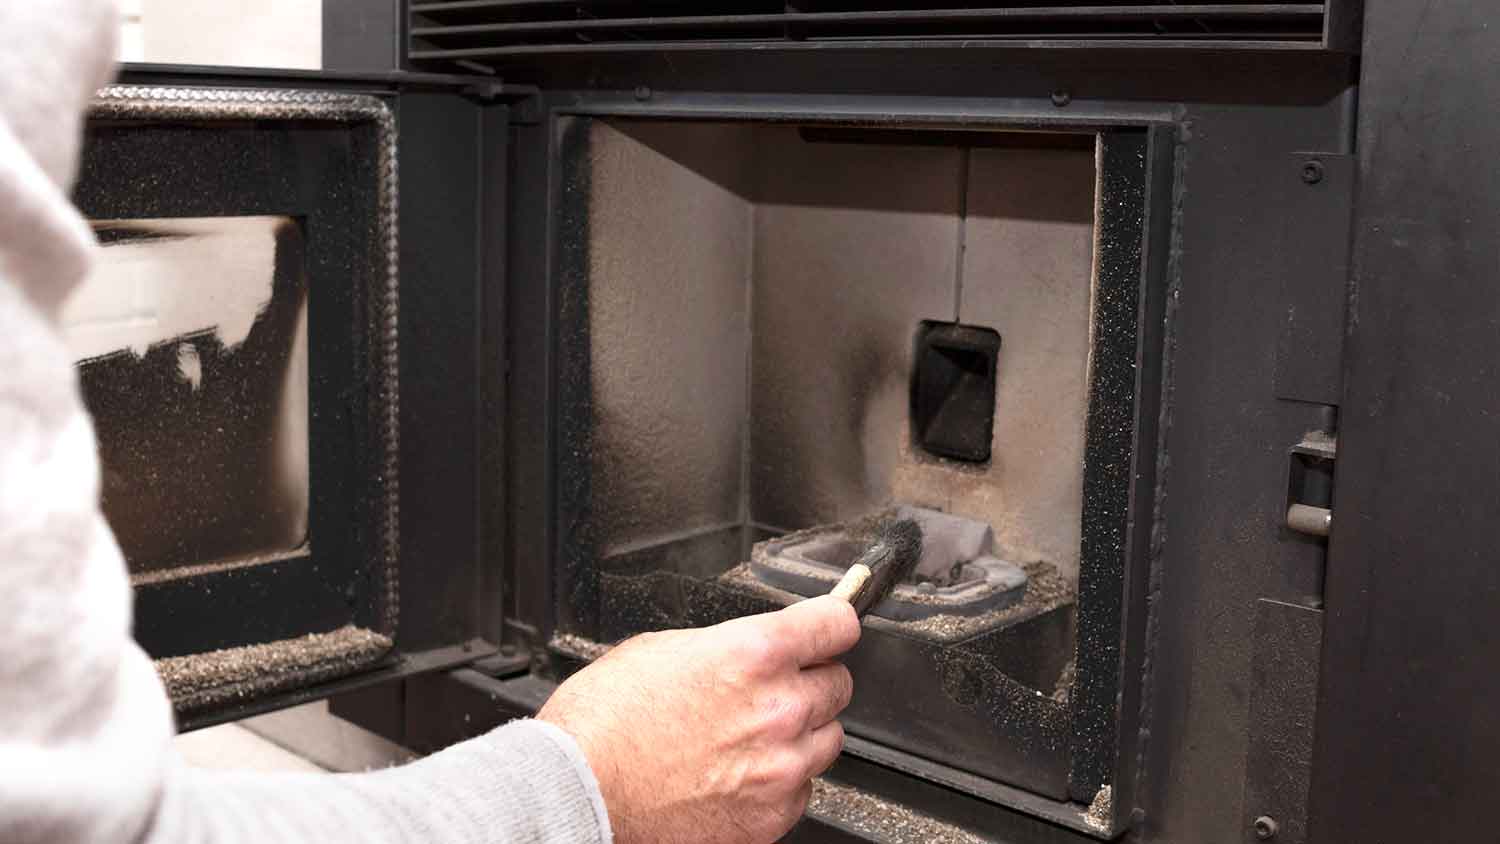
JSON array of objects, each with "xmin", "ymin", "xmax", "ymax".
[{"xmin": 74, "ymin": 67, "xmax": 517, "ymax": 729}]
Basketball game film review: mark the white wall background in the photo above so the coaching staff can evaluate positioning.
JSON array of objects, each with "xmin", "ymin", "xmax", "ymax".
[{"xmin": 118, "ymin": 0, "xmax": 322, "ymax": 69}]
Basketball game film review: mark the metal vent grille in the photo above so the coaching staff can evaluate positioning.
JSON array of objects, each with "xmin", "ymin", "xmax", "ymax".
[{"xmin": 409, "ymin": 1, "xmax": 1343, "ymax": 61}]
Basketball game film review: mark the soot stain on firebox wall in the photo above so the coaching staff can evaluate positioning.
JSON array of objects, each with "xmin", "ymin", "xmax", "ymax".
[
  {"xmin": 750, "ymin": 329, "xmax": 912, "ymax": 533},
  {"xmin": 77, "ymin": 218, "xmax": 310, "ymax": 576}
]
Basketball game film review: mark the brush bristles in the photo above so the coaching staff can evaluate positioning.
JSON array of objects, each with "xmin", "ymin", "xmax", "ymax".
[
  {"xmin": 877, "ymin": 517, "xmax": 923, "ymax": 570},
  {"xmin": 848, "ymin": 516, "xmax": 924, "ymax": 617}
]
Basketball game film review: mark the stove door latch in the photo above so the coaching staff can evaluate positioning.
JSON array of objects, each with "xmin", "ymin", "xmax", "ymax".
[{"xmin": 1286, "ymin": 435, "xmax": 1336, "ymax": 538}]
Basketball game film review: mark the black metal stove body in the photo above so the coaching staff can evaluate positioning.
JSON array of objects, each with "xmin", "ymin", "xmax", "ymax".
[
  {"xmin": 88, "ymin": 0, "xmax": 1500, "ymax": 841},
  {"xmin": 469, "ymin": 29, "xmax": 1352, "ymax": 844}
]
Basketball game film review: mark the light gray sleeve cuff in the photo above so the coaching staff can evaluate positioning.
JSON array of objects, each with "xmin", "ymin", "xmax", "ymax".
[
  {"xmin": 136, "ymin": 716, "xmax": 615, "ymax": 844},
  {"xmin": 346, "ymin": 716, "xmax": 615, "ymax": 844},
  {"xmin": 485, "ymin": 719, "xmax": 614, "ymax": 844},
  {"xmin": 141, "ymin": 718, "xmax": 615, "ymax": 844}
]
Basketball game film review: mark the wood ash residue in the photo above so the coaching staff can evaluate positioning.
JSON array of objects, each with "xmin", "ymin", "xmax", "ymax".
[
  {"xmin": 130, "ymin": 548, "xmax": 309, "ymax": 587},
  {"xmin": 156, "ymin": 625, "xmax": 391, "ymax": 712},
  {"xmin": 887, "ymin": 560, "xmax": 1075, "ymax": 642},
  {"xmin": 808, "ymin": 778, "xmax": 990, "ymax": 844},
  {"xmin": 719, "ymin": 558, "xmax": 1073, "ymax": 644},
  {"xmin": 550, "ymin": 632, "xmax": 615, "ymax": 661},
  {"xmin": 721, "ymin": 560, "xmax": 815, "ymax": 602},
  {"xmin": 1083, "ymin": 785, "xmax": 1113, "ymax": 833}
]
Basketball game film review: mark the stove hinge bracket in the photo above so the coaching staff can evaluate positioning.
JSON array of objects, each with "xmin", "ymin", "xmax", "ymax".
[
  {"xmin": 462, "ymin": 80, "xmax": 542, "ymax": 124},
  {"xmin": 1272, "ymin": 152, "xmax": 1355, "ymax": 411},
  {"xmin": 1271, "ymin": 150, "xmax": 1351, "ymax": 541}
]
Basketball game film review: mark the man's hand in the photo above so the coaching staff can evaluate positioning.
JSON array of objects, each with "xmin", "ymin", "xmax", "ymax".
[{"xmin": 538, "ymin": 595, "xmax": 862, "ymax": 844}]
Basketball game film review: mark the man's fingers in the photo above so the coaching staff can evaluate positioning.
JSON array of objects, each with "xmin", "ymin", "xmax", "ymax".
[
  {"xmin": 798, "ymin": 719, "xmax": 846, "ymax": 779},
  {"xmin": 798, "ymin": 662, "xmax": 854, "ymax": 730},
  {"xmin": 771, "ymin": 595, "xmax": 862, "ymax": 667}
]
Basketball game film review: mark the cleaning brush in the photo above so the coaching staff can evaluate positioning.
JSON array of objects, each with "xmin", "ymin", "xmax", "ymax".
[{"xmin": 828, "ymin": 516, "xmax": 925, "ymax": 618}]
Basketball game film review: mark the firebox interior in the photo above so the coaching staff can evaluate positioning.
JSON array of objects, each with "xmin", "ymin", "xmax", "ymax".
[
  {"xmin": 581, "ymin": 119, "xmax": 1097, "ymax": 582},
  {"xmin": 557, "ymin": 116, "xmax": 1113, "ymax": 798}
]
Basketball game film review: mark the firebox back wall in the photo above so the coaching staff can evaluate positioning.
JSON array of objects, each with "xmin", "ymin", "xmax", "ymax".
[{"xmin": 587, "ymin": 119, "xmax": 1097, "ymax": 581}]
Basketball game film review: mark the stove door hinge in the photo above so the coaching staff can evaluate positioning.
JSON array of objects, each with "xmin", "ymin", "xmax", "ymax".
[
  {"xmin": 1286, "ymin": 434, "xmax": 1336, "ymax": 538},
  {"xmin": 469, "ymin": 648, "xmax": 533, "ymax": 679}
]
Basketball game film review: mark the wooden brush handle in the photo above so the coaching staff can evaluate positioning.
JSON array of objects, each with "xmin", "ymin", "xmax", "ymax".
[{"xmin": 829, "ymin": 564, "xmax": 872, "ymax": 603}]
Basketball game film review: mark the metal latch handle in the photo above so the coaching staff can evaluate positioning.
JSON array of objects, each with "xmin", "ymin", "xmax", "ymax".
[
  {"xmin": 1286, "ymin": 435, "xmax": 1336, "ymax": 538},
  {"xmin": 1286, "ymin": 503, "xmax": 1332, "ymax": 537}
]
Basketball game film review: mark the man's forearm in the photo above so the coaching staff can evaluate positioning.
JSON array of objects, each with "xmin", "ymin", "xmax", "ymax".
[{"xmin": 146, "ymin": 720, "xmax": 612, "ymax": 844}]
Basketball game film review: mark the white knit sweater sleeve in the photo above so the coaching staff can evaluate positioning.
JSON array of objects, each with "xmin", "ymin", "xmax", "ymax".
[{"xmin": 0, "ymin": 3, "xmax": 611, "ymax": 843}]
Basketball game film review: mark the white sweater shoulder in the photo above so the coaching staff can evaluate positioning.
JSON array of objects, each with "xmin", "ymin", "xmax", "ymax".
[{"xmin": 0, "ymin": 4, "xmax": 610, "ymax": 842}]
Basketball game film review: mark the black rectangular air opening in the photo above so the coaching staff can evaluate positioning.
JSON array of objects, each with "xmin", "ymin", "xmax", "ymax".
[{"xmin": 913, "ymin": 322, "xmax": 1001, "ymax": 463}]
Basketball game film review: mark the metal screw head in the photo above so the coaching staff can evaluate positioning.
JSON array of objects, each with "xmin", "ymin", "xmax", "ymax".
[
  {"xmin": 1253, "ymin": 815, "xmax": 1279, "ymax": 840},
  {"xmin": 634, "ymin": 85, "xmax": 652, "ymax": 101},
  {"xmin": 1051, "ymin": 89, "xmax": 1072, "ymax": 107},
  {"xmin": 1301, "ymin": 160, "xmax": 1324, "ymax": 184}
]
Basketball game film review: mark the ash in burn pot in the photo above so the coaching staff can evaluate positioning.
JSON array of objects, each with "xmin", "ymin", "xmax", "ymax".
[{"xmin": 748, "ymin": 506, "xmax": 1031, "ymax": 622}]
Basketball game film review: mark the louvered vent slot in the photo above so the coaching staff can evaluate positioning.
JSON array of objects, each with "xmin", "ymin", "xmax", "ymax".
[{"xmin": 409, "ymin": 1, "xmax": 1334, "ymax": 61}]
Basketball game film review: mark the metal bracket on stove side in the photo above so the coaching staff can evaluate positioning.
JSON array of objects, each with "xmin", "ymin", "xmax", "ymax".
[
  {"xmin": 1239, "ymin": 599, "xmax": 1324, "ymax": 844},
  {"xmin": 1273, "ymin": 152, "xmax": 1355, "ymax": 408}
]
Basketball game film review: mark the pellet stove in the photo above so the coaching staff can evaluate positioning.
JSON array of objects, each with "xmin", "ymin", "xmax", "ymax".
[{"xmin": 77, "ymin": 2, "xmax": 1500, "ymax": 842}]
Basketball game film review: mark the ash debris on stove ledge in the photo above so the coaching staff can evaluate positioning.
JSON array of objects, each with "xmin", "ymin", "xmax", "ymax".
[
  {"xmin": 932, "ymin": 640, "xmax": 1072, "ymax": 761},
  {"xmin": 896, "ymin": 560, "xmax": 1072, "ymax": 641},
  {"xmin": 1051, "ymin": 657, "xmax": 1077, "ymax": 704},
  {"xmin": 1083, "ymin": 785, "xmax": 1113, "ymax": 833},
  {"xmin": 808, "ymin": 779, "xmax": 990, "ymax": 844},
  {"xmin": 551, "ymin": 632, "xmax": 615, "ymax": 662},
  {"xmin": 156, "ymin": 625, "xmax": 391, "ymax": 712}
]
